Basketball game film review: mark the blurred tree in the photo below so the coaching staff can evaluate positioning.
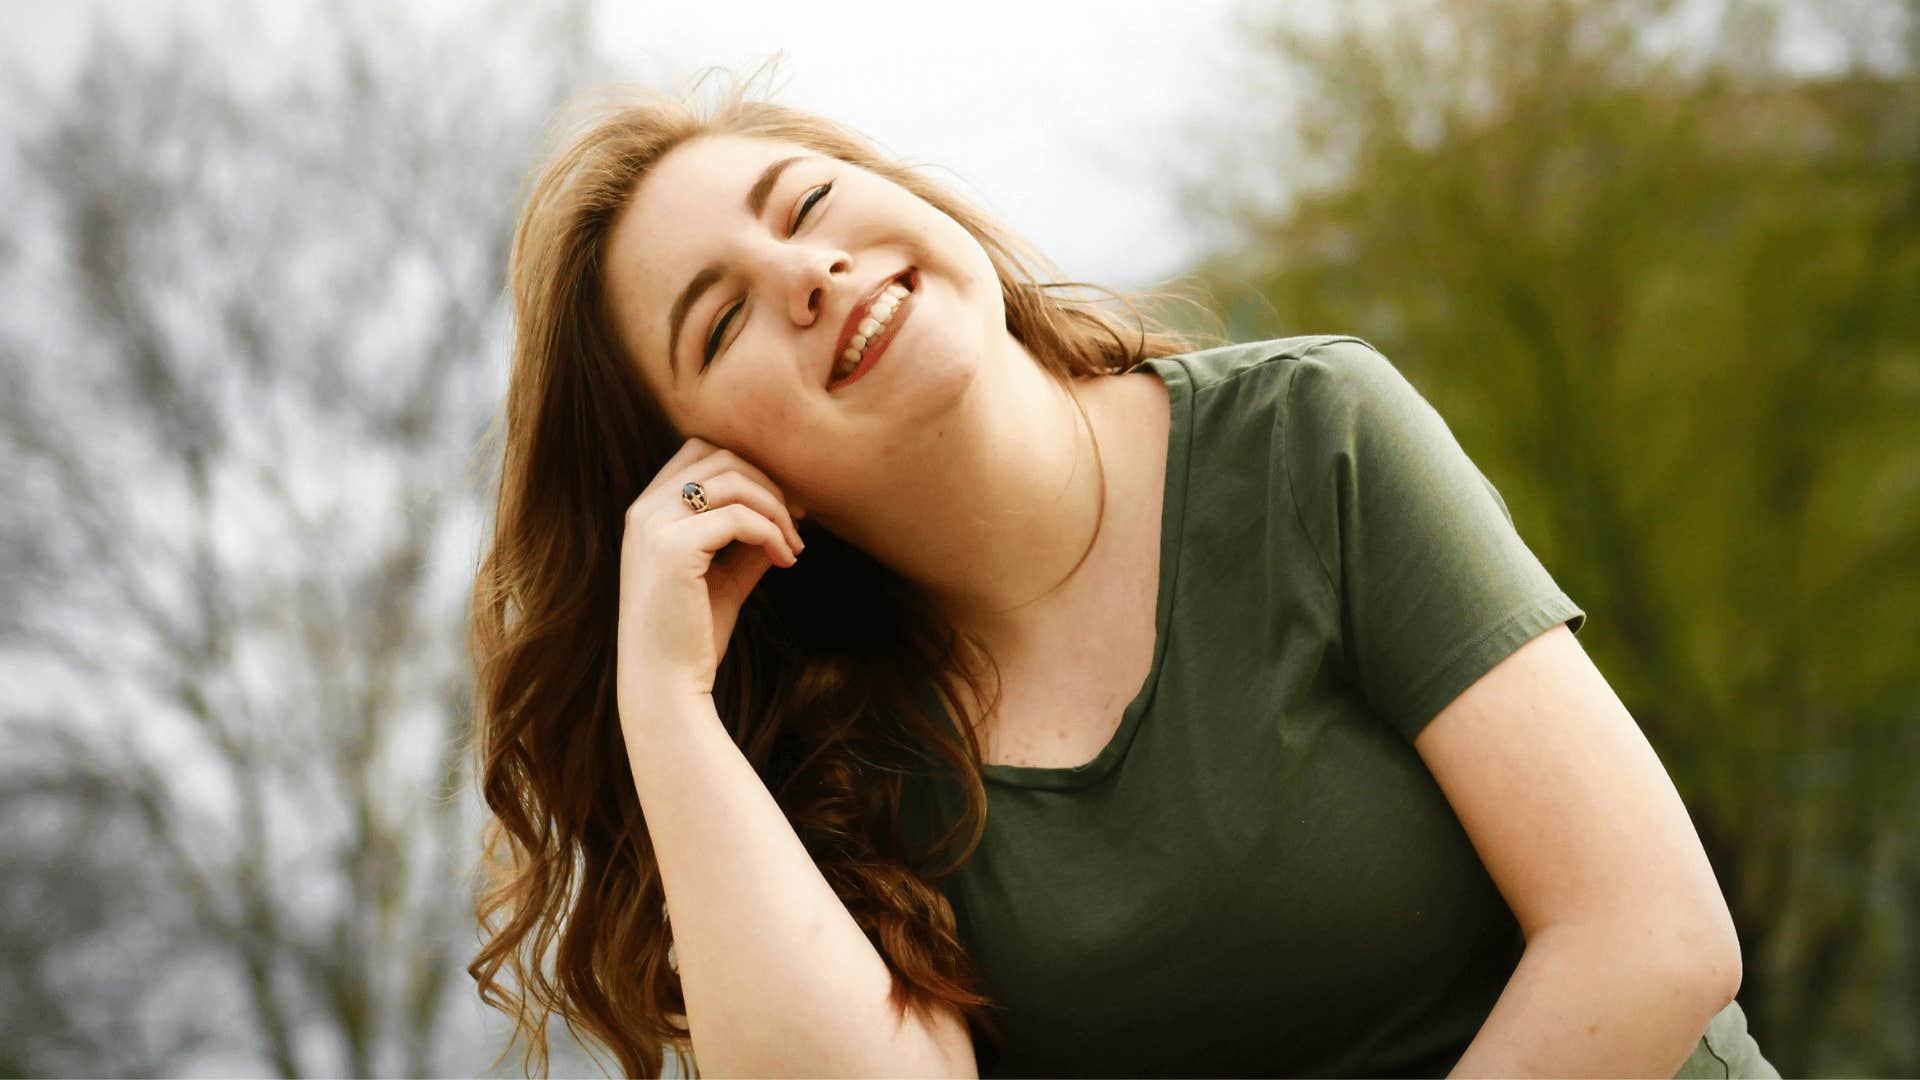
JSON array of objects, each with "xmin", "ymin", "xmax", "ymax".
[
  {"xmin": 1175, "ymin": 0, "xmax": 1919, "ymax": 1074},
  {"xmin": 0, "ymin": 1, "xmax": 611, "ymax": 1075}
]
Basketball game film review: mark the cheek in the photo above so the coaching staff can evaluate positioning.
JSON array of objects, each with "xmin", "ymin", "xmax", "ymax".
[
  {"xmin": 732, "ymin": 384, "xmax": 799, "ymax": 432},
  {"xmin": 704, "ymin": 385, "xmax": 812, "ymax": 471}
]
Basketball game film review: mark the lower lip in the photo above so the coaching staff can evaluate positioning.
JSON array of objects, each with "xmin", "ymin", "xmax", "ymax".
[{"xmin": 829, "ymin": 273, "xmax": 916, "ymax": 393}]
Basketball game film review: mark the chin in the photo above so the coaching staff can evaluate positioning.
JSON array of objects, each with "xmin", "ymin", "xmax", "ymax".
[{"xmin": 889, "ymin": 339, "xmax": 984, "ymax": 418}]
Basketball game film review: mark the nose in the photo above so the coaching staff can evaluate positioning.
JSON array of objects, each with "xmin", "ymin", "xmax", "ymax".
[{"xmin": 789, "ymin": 247, "xmax": 851, "ymax": 328}]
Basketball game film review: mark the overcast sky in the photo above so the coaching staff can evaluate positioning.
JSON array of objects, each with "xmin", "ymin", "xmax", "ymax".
[
  {"xmin": 7, "ymin": 0, "xmax": 1879, "ymax": 292},
  {"xmin": 7, "ymin": 0, "xmax": 1270, "ymax": 291},
  {"xmin": 604, "ymin": 0, "xmax": 1270, "ymax": 289}
]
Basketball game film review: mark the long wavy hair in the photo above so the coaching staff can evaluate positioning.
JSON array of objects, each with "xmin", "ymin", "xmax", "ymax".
[{"xmin": 467, "ymin": 59, "xmax": 1223, "ymax": 1077}]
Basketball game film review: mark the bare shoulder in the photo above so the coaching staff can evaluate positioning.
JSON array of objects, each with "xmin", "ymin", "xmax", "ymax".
[{"xmin": 1076, "ymin": 367, "xmax": 1169, "ymax": 448}]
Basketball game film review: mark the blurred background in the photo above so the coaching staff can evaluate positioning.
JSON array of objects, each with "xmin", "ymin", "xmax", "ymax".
[{"xmin": 0, "ymin": 0, "xmax": 1913, "ymax": 1075}]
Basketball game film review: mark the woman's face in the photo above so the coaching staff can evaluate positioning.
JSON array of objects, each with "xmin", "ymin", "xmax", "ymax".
[{"xmin": 603, "ymin": 133, "xmax": 1004, "ymax": 513}]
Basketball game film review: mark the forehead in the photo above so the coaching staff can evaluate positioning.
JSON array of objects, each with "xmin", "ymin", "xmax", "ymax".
[{"xmin": 608, "ymin": 134, "xmax": 817, "ymax": 385}]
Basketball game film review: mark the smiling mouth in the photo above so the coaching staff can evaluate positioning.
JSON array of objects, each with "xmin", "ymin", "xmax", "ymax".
[{"xmin": 827, "ymin": 268, "xmax": 917, "ymax": 391}]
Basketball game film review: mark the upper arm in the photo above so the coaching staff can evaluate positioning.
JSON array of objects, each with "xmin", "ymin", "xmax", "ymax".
[
  {"xmin": 1413, "ymin": 623, "xmax": 1742, "ymax": 994},
  {"xmin": 916, "ymin": 1000, "xmax": 980, "ymax": 1079}
]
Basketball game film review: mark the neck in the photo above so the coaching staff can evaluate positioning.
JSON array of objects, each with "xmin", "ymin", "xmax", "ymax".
[{"xmin": 815, "ymin": 337, "xmax": 1109, "ymax": 652}]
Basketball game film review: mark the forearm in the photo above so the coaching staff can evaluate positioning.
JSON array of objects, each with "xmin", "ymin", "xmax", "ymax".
[
  {"xmin": 625, "ymin": 693, "xmax": 963, "ymax": 1078},
  {"xmin": 1449, "ymin": 924, "xmax": 1735, "ymax": 1078}
]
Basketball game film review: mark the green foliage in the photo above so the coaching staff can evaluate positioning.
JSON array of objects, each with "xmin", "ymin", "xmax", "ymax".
[{"xmin": 1182, "ymin": 0, "xmax": 1920, "ymax": 1073}]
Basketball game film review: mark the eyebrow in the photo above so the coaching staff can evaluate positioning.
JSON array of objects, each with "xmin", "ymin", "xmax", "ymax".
[{"xmin": 667, "ymin": 154, "xmax": 807, "ymax": 384}]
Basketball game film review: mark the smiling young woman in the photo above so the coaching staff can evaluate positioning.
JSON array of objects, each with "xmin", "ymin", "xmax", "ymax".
[
  {"xmin": 465, "ymin": 61, "xmax": 1211, "ymax": 1077},
  {"xmin": 466, "ymin": 60, "xmax": 1775, "ymax": 1080}
]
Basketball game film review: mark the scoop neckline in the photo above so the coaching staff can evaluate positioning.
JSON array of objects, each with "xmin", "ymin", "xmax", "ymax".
[{"xmin": 972, "ymin": 354, "xmax": 1194, "ymax": 791}]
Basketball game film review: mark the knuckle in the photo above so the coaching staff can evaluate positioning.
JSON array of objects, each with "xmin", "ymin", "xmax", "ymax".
[
  {"xmin": 624, "ymin": 499, "xmax": 651, "ymax": 529},
  {"xmin": 710, "ymin": 452, "xmax": 781, "ymax": 499}
]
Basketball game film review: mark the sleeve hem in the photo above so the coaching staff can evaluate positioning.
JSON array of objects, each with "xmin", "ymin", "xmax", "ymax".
[{"xmin": 1391, "ymin": 593, "xmax": 1587, "ymax": 743}]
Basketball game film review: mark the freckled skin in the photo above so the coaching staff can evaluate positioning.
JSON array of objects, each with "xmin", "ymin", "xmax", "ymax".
[{"xmin": 736, "ymin": 393, "xmax": 793, "ymax": 438}]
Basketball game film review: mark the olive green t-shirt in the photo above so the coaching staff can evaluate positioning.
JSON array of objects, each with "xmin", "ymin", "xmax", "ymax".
[{"xmin": 900, "ymin": 336, "xmax": 1775, "ymax": 1077}]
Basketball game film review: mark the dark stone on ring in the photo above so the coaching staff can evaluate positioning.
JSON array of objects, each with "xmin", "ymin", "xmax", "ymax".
[{"xmin": 680, "ymin": 481, "xmax": 710, "ymax": 513}]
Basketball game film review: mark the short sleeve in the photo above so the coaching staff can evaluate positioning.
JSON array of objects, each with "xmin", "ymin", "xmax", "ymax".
[{"xmin": 1282, "ymin": 339, "xmax": 1586, "ymax": 743}]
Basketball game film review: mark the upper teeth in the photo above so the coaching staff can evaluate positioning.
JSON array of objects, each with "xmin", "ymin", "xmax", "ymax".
[{"xmin": 835, "ymin": 280, "xmax": 912, "ymax": 380}]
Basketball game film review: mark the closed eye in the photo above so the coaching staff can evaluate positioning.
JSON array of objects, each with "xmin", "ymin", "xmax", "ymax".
[{"xmin": 703, "ymin": 181, "xmax": 833, "ymax": 369}]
